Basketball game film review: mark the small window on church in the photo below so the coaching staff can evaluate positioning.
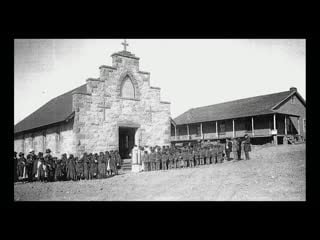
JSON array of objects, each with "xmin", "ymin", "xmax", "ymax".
[
  {"xmin": 291, "ymin": 96, "xmax": 295, "ymax": 104},
  {"xmin": 121, "ymin": 76, "xmax": 135, "ymax": 99}
]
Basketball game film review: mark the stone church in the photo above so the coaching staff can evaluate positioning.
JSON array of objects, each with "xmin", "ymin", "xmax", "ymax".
[{"xmin": 14, "ymin": 41, "xmax": 171, "ymax": 158}]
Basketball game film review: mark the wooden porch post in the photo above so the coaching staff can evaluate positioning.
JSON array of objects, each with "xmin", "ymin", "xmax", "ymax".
[
  {"xmin": 232, "ymin": 119, "xmax": 235, "ymax": 138},
  {"xmin": 187, "ymin": 124, "xmax": 190, "ymax": 139},
  {"xmin": 200, "ymin": 123, "xmax": 203, "ymax": 139},
  {"xmin": 252, "ymin": 117, "xmax": 255, "ymax": 136},
  {"xmin": 216, "ymin": 121, "xmax": 218, "ymax": 138},
  {"xmin": 284, "ymin": 116, "xmax": 287, "ymax": 135},
  {"xmin": 298, "ymin": 117, "xmax": 300, "ymax": 135},
  {"xmin": 174, "ymin": 125, "xmax": 177, "ymax": 140},
  {"xmin": 273, "ymin": 114, "xmax": 278, "ymax": 145}
]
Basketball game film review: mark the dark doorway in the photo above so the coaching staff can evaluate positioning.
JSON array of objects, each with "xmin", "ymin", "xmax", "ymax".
[{"xmin": 119, "ymin": 127, "xmax": 137, "ymax": 159}]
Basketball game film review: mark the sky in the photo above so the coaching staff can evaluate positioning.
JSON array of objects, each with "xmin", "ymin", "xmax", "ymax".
[{"xmin": 14, "ymin": 39, "xmax": 306, "ymax": 125}]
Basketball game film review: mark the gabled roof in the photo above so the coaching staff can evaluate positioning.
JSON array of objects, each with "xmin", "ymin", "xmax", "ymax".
[
  {"xmin": 14, "ymin": 84, "xmax": 87, "ymax": 134},
  {"xmin": 174, "ymin": 90, "xmax": 303, "ymax": 125}
]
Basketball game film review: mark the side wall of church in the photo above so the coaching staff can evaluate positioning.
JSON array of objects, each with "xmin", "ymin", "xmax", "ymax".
[{"xmin": 14, "ymin": 120, "xmax": 75, "ymax": 157}]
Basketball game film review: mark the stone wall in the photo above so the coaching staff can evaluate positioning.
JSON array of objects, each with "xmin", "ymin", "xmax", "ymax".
[
  {"xmin": 72, "ymin": 51, "xmax": 171, "ymax": 157},
  {"xmin": 14, "ymin": 120, "xmax": 74, "ymax": 157}
]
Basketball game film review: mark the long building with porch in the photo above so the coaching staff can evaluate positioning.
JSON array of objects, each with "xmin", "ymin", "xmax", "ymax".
[{"xmin": 171, "ymin": 87, "xmax": 306, "ymax": 145}]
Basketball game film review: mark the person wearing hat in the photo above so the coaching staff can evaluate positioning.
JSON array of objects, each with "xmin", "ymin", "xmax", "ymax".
[
  {"xmin": 61, "ymin": 153, "xmax": 68, "ymax": 181},
  {"xmin": 225, "ymin": 138, "xmax": 232, "ymax": 161},
  {"xmin": 97, "ymin": 152, "xmax": 105, "ymax": 179},
  {"xmin": 149, "ymin": 147, "xmax": 155, "ymax": 171},
  {"xmin": 25, "ymin": 150, "xmax": 34, "ymax": 182},
  {"xmin": 231, "ymin": 138, "xmax": 238, "ymax": 161},
  {"xmin": 75, "ymin": 156, "xmax": 83, "ymax": 180},
  {"xmin": 237, "ymin": 137, "xmax": 242, "ymax": 160},
  {"xmin": 160, "ymin": 148, "xmax": 167, "ymax": 170},
  {"xmin": 111, "ymin": 150, "xmax": 118, "ymax": 175},
  {"xmin": 31, "ymin": 151, "xmax": 42, "ymax": 181},
  {"xmin": 142, "ymin": 149, "xmax": 150, "ymax": 171},
  {"xmin": 155, "ymin": 147, "xmax": 161, "ymax": 171},
  {"xmin": 44, "ymin": 149, "xmax": 55, "ymax": 182},
  {"xmin": 88, "ymin": 153, "xmax": 96, "ymax": 179},
  {"xmin": 54, "ymin": 157, "xmax": 64, "ymax": 181},
  {"xmin": 216, "ymin": 140, "xmax": 224, "ymax": 163},
  {"xmin": 66, "ymin": 154, "xmax": 77, "ymax": 181},
  {"xmin": 17, "ymin": 152, "xmax": 26, "ymax": 181},
  {"xmin": 115, "ymin": 150, "xmax": 122, "ymax": 170},
  {"xmin": 82, "ymin": 152, "xmax": 90, "ymax": 180},
  {"xmin": 243, "ymin": 135, "xmax": 251, "ymax": 160},
  {"xmin": 37, "ymin": 152, "xmax": 47, "ymax": 182},
  {"xmin": 188, "ymin": 147, "xmax": 194, "ymax": 168}
]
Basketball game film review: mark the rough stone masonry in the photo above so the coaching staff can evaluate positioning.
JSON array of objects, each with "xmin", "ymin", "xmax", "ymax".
[{"xmin": 71, "ymin": 49, "xmax": 171, "ymax": 157}]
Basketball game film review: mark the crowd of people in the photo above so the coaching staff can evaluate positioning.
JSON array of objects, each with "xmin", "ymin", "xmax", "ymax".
[
  {"xmin": 14, "ymin": 149, "xmax": 122, "ymax": 183},
  {"xmin": 132, "ymin": 135, "xmax": 252, "ymax": 172},
  {"xmin": 14, "ymin": 135, "xmax": 251, "ymax": 182}
]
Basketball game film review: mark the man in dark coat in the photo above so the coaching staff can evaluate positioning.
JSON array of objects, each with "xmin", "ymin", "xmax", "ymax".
[
  {"xmin": 61, "ymin": 153, "xmax": 68, "ymax": 180},
  {"xmin": 24, "ymin": 151, "xmax": 33, "ymax": 182},
  {"xmin": 75, "ymin": 157, "xmax": 84, "ymax": 180},
  {"xmin": 32, "ymin": 152, "xmax": 43, "ymax": 181},
  {"xmin": 149, "ymin": 148, "xmax": 155, "ymax": 171},
  {"xmin": 237, "ymin": 138, "xmax": 242, "ymax": 160},
  {"xmin": 143, "ymin": 150, "xmax": 150, "ymax": 171},
  {"xmin": 44, "ymin": 149, "xmax": 55, "ymax": 182},
  {"xmin": 37, "ymin": 152, "xmax": 47, "ymax": 182},
  {"xmin": 17, "ymin": 152, "xmax": 26, "ymax": 181},
  {"xmin": 54, "ymin": 157, "xmax": 64, "ymax": 181},
  {"xmin": 66, "ymin": 154, "xmax": 77, "ymax": 181},
  {"xmin": 205, "ymin": 146, "xmax": 210, "ymax": 165},
  {"xmin": 82, "ymin": 152, "xmax": 90, "ymax": 180},
  {"xmin": 231, "ymin": 138, "xmax": 238, "ymax": 161},
  {"xmin": 97, "ymin": 152, "xmax": 106, "ymax": 179},
  {"xmin": 243, "ymin": 135, "xmax": 251, "ymax": 160},
  {"xmin": 225, "ymin": 138, "xmax": 232, "ymax": 161},
  {"xmin": 161, "ymin": 149, "xmax": 167, "ymax": 170},
  {"xmin": 155, "ymin": 148, "xmax": 161, "ymax": 171},
  {"xmin": 115, "ymin": 150, "xmax": 121, "ymax": 170},
  {"xmin": 199, "ymin": 146, "xmax": 205, "ymax": 165},
  {"xmin": 110, "ymin": 151, "xmax": 118, "ymax": 175},
  {"xmin": 188, "ymin": 148, "xmax": 194, "ymax": 168},
  {"xmin": 88, "ymin": 153, "xmax": 95, "ymax": 179},
  {"xmin": 217, "ymin": 140, "xmax": 224, "ymax": 163}
]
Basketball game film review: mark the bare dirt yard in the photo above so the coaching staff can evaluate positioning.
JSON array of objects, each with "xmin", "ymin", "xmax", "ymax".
[{"xmin": 14, "ymin": 143, "xmax": 305, "ymax": 201}]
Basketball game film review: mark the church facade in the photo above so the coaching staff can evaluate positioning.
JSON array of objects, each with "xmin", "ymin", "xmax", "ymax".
[{"xmin": 14, "ymin": 46, "xmax": 171, "ymax": 158}]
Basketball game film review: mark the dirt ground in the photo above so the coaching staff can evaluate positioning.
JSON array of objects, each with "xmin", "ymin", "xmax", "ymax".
[{"xmin": 14, "ymin": 143, "xmax": 305, "ymax": 201}]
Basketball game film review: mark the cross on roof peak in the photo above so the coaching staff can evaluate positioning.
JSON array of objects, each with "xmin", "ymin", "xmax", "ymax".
[{"xmin": 121, "ymin": 39, "xmax": 129, "ymax": 51}]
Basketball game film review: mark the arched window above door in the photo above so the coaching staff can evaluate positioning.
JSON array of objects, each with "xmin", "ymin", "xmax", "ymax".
[{"xmin": 121, "ymin": 76, "xmax": 135, "ymax": 99}]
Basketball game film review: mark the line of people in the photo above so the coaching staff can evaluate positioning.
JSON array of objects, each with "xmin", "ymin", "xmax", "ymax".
[
  {"xmin": 14, "ymin": 149, "xmax": 122, "ymax": 183},
  {"xmin": 134, "ymin": 135, "xmax": 251, "ymax": 172}
]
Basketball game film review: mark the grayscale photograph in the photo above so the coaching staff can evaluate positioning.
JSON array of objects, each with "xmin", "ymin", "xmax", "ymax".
[{"xmin": 14, "ymin": 39, "xmax": 306, "ymax": 201}]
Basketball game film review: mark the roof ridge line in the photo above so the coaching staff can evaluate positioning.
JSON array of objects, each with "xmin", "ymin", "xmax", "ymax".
[{"xmin": 192, "ymin": 90, "xmax": 291, "ymax": 110}]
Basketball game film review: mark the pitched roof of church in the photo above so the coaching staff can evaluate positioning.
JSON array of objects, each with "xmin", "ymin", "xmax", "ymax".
[
  {"xmin": 174, "ymin": 89, "xmax": 305, "ymax": 125},
  {"xmin": 14, "ymin": 84, "xmax": 87, "ymax": 134}
]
